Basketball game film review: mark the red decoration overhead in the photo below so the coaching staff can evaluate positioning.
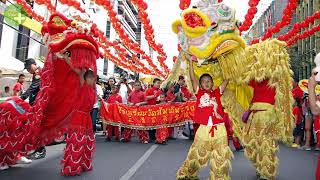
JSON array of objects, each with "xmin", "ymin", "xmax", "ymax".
[
  {"xmin": 129, "ymin": 0, "xmax": 169, "ymax": 75},
  {"xmin": 239, "ymin": 0, "xmax": 260, "ymax": 32},
  {"xmin": 256, "ymin": 0, "xmax": 298, "ymax": 42},
  {"xmin": 286, "ymin": 24, "xmax": 320, "ymax": 46},
  {"xmin": 16, "ymin": 0, "xmax": 45, "ymax": 22},
  {"xmin": 179, "ymin": 0, "xmax": 191, "ymax": 10},
  {"xmin": 94, "ymin": 0, "xmax": 166, "ymax": 78},
  {"xmin": 277, "ymin": 11, "xmax": 320, "ymax": 42}
]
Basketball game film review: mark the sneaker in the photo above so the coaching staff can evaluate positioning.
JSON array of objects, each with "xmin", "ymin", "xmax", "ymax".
[
  {"xmin": 142, "ymin": 141, "xmax": 148, "ymax": 144},
  {"xmin": 300, "ymin": 146, "xmax": 312, "ymax": 151},
  {"xmin": 177, "ymin": 133, "xmax": 189, "ymax": 140},
  {"xmin": 0, "ymin": 164, "xmax": 9, "ymax": 171},
  {"xmin": 315, "ymin": 147, "xmax": 320, "ymax": 151},
  {"xmin": 28, "ymin": 148, "xmax": 46, "ymax": 160},
  {"xmin": 16, "ymin": 156, "xmax": 32, "ymax": 164}
]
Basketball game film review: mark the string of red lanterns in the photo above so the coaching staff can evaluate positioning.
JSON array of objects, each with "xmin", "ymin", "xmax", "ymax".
[
  {"xmin": 18, "ymin": 0, "xmax": 153, "ymax": 76},
  {"xmin": 278, "ymin": 11, "xmax": 320, "ymax": 41},
  {"xmin": 16, "ymin": 0, "xmax": 45, "ymax": 22},
  {"xmin": 93, "ymin": 0, "xmax": 166, "ymax": 78},
  {"xmin": 38, "ymin": 0, "xmax": 160, "ymax": 76},
  {"xmin": 129, "ymin": 0, "xmax": 169, "ymax": 74},
  {"xmin": 286, "ymin": 24, "xmax": 320, "ymax": 46},
  {"xmin": 251, "ymin": 0, "xmax": 298, "ymax": 44},
  {"xmin": 179, "ymin": 0, "xmax": 191, "ymax": 10},
  {"xmin": 239, "ymin": 0, "xmax": 260, "ymax": 32}
]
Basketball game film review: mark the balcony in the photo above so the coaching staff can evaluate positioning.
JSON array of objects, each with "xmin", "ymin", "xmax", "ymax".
[
  {"xmin": 120, "ymin": 16, "xmax": 136, "ymax": 41},
  {"xmin": 118, "ymin": 0, "xmax": 137, "ymax": 28}
]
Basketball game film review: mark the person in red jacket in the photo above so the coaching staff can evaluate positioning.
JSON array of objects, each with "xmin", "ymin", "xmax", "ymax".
[
  {"xmin": 177, "ymin": 58, "xmax": 232, "ymax": 180},
  {"xmin": 106, "ymin": 85, "xmax": 122, "ymax": 141},
  {"xmin": 146, "ymin": 78, "xmax": 168, "ymax": 144},
  {"xmin": 120, "ymin": 80, "xmax": 149, "ymax": 143}
]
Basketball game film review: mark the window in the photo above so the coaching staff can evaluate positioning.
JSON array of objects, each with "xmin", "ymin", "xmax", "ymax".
[
  {"xmin": 15, "ymin": 25, "xmax": 30, "ymax": 61},
  {"xmin": 106, "ymin": 21, "xmax": 111, "ymax": 39},
  {"xmin": 0, "ymin": 15, "xmax": 3, "ymax": 47},
  {"xmin": 103, "ymin": 58, "xmax": 108, "ymax": 75}
]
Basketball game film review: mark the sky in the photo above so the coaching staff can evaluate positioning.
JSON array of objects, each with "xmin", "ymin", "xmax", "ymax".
[{"xmin": 145, "ymin": 0, "xmax": 274, "ymax": 69}]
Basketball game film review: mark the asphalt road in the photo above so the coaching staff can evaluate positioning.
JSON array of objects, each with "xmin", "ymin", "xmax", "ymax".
[{"xmin": 0, "ymin": 135, "xmax": 318, "ymax": 180}]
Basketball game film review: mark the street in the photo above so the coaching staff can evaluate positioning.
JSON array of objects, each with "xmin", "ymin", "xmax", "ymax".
[{"xmin": 0, "ymin": 135, "xmax": 318, "ymax": 180}]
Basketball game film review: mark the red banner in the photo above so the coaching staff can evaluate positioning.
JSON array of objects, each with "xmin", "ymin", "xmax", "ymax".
[{"xmin": 100, "ymin": 100, "xmax": 196, "ymax": 130}]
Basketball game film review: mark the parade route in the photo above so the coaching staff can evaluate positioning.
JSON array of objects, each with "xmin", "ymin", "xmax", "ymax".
[{"xmin": 0, "ymin": 135, "xmax": 318, "ymax": 180}]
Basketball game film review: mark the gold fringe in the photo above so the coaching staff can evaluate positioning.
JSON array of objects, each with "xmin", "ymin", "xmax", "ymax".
[
  {"xmin": 101, "ymin": 118, "xmax": 192, "ymax": 130},
  {"xmin": 217, "ymin": 46, "xmax": 248, "ymax": 81},
  {"xmin": 241, "ymin": 39, "xmax": 294, "ymax": 144}
]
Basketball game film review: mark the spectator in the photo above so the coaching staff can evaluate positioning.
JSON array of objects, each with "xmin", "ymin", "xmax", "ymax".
[
  {"xmin": 103, "ymin": 77, "xmax": 116, "ymax": 100},
  {"xmin": 106, "ymin": 85, "xmax": 122, "ymax": 141},
  {"xmin": 91, "ymin": 76, "xmax": 103, "ymax": 133},
  {"xmin": 118, "ymin": 76, "xmax": 132, "ymax": 104},
  {"xmin": 167, "ymin": 75, "xmax": 192, "ymax": 140},
  {"xmin": 145, "ymin": 78, "xmax": 164, "ymax": 144},
  {"xmin": 120, "ymin": 80, "xmax": 149, "ymax": 143},
  {"xmin": 307, "ymin": 65, "xmax": 320, "ymax": 179},
  {"xmin": 302, "ymin": 93, "xmax": 313, "ymax": 151},
  {"xmin": 0, "ymin": 86, "xmax": 11, "ymax": 97},
  {"xmin": 13, "ymin": 74, "xmax": 25, "ymax": 96},
  {"xmin": 155, "ymin": 92, "xmax": 169, "ymax": 145},
  {"xmin": 292, "ymin": 98, "xmax": 303, "ymax": 148},
  {"xmin": 22, "ymin": 58, "xmax": 46, "ymax": 160}
]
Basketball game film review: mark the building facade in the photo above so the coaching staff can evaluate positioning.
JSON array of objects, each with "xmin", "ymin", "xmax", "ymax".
[
  {"xmin": 0, "ymin": 0, "xmax": 151, "ymax": 80},
  {"xmin": 295, "ymin": 0, "xmax": 320, "ymax": 80}
]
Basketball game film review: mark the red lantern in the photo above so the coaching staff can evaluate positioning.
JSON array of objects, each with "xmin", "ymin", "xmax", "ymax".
[{"xmin": 179, "ymin": 0, "xmax": 191, "ymax": 10}]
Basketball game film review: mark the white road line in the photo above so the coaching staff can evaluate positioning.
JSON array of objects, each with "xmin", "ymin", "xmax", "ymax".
[{"xmin": 119, "ymin": 144, "xmax": 159, "ymax": 180}]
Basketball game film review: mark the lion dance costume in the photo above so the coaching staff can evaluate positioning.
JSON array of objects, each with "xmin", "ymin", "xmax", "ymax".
[
  {"xmin": 167, "ymin": 0, "xmax": 294, "ymax": 179},
  {"xmin": 0, "ymin": 12, "xmax": 100, "ymax": 176}
]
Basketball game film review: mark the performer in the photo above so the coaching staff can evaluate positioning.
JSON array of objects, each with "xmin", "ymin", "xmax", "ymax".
[
  {"xmin": 0, "ymin": 12, "xmax": 100, "ymax": 175},
  {"xmin": 146, "ymin": 78, "xmax": 168, "ymax": 144},
  {"xmin": 177, "ymin": 58, "xmax": 232, "ymax": 180},
  {"xmin": 120, "ymin": 80, "xmax": 149, "ymax": 143},
  {"xmin": 106, "ymin": 85, "xmax": 122, "ymax": 141},
  {"xmin": 61, "ymin": 68, "xmax": 96, "ymax": 176}
]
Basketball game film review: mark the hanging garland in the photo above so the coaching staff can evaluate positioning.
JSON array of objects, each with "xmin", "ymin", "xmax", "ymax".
[
  {"xmin": 38, "ymin": 0, "xmax": 158, "ymax": 76},
  {"xmin": 286, "ymin": 24, "xmax": 320, "ymax": 46},
  {"xmin": 179, "ymin": 0, "xmax": 191, "ymax": 10},
  {"xmin": 93, "ymin": 0, "xmax": 166, "ymax": 78},
  {"xmin": 129, "ymin": 0, "xmax": 169, "ymax": 74},
  {"xmin": 239, "ymin": 0, "xmax": 260, "ymax": 32},
  {"xmin": 251, "ymin": 0, "xmax": 297, "ymax": 44},
  {"xmin": 15, "ymin": 0, "xmax": 45, "ymax": 22},
  {"xmin": 278, "ymin": 11, "xmax": 320, "ymax": 41}
]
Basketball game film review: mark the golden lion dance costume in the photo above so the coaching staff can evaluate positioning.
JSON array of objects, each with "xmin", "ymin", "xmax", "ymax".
[
  {"xmin": 168, "ymin": 0, "xmax": 294, "ymax": 179},
  {"xmin": 0, "ymin": 12, "xmax": 100, "ymax": 176}
]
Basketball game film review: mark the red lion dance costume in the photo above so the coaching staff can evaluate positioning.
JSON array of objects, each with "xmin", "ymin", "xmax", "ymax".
[{"xmin": 0, "ymin": 12, "xmax": 100, "ymax": 176}]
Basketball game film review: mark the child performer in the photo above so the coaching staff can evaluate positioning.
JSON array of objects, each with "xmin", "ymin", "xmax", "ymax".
[
  {"xmin": 106, "ymin": 85, "xmax": 122, "ymax": 141},
  {"xmin": 155, "ymin": 93, "xmax": 170, "ymax": 145},
  {"xmin": 61, "ymin": 69, "xmax": 96, "ymax": 176},
  {"xmin": 292, "ymin": 98, "xmax": 303, "ymax": 148},
  {"xmin": 176, "ymin": 59, "xmax": 233, "ymax": 180},
  {"xmin": 120, "ymin": 80, "xmax": 149, "ymax": 144}
]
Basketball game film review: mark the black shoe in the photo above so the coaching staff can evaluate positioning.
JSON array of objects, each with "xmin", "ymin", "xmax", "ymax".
[
  {"xmin": 105, "ymin": 137, "xmax": 111, "ymax": 142},
  {"xmin": 168, "ymin": 137, "xmax": 176, "ymax": 140},
  {"xmin": 155, "ymin": 141, "xmax": 167, "ymax": 145},
  {"xmin": 29, "ymin": 148, "xmax": 46, "ymax": 160},
  {"xmin": 120, "ymin": 138, "xmax": 129, "ymax": 143}
]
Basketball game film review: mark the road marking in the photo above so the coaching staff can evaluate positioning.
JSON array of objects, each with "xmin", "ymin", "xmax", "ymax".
[{"xmin": 119, "ymin": 144, "xmax": 159, "ymax": 180}]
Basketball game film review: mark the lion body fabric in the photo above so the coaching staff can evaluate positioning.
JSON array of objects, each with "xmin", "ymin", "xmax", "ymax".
[{"xmin": 171, "ymin": 2, "xmax": 294, "ymax": 178}]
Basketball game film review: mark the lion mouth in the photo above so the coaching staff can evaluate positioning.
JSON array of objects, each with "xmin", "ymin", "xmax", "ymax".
[{"xmin": 210, "ymin": 40, "xmax": 240, "ymax": 59}]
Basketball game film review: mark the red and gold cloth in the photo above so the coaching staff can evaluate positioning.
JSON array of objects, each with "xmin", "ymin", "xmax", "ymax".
[{"xmin": 100, "ymin": 100, "xmax": 196, "ymax": 130}]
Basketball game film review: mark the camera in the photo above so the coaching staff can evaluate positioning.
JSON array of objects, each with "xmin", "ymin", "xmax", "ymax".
[{"xmin": 173, "ymin": 84, "xmax": 181, "ymax": 94}]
